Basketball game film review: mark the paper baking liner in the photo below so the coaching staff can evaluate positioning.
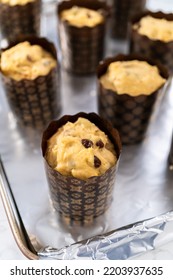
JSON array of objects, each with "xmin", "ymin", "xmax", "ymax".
[
  {"xmin": 110, "ymin": 0, "xmax": 146, "ymax": 39},
  {"xmin": 129, "ymin": 11, "xmax": 173, "ymax": 75},
  {"xmin": 97, "ymin": 54, "xmax": 168, "ymax": 145},
  {"xmin": 0, "ymin": 36, "xmax": 61, "ymax": 130},
  {"xmin": 169, "ymin": 133, "xmax": 173, "ymax": 170},
  {"xmin": 42, "ymin": 112, "xmax": 121, "ymax": 226},
  {"xmin": 0, "ymin": 0, "xmax": 41, "ymax": 44},
  {"xmin": 57, "ymin": 0, "xmax": 109, "ymax": 74}
]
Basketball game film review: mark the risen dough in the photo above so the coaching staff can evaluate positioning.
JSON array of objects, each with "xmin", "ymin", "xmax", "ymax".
[
  {"xmin": 60, "ymin": 6, "xmax": 104, "ymax": 28},
  {"xmin": 0, "ymin": 0, "xmax": 35, "ymax": 6},
  {"xmin": 100, "ymin": 60, "xmax": 166, "ymax": 96},
  {"xmin": 133, "ymin": 15, "xmax": 173, "ymax": 42},
  {"xmin": 46, "ymin": 117, "xmax": 117, "ymax": 180},
  {"xmin": 0, "ymin": 41, "xmax": 57, "ymax": 81}
]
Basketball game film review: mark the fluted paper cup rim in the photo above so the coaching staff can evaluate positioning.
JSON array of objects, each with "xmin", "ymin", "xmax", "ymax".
[
  {"xmin": 0, "ymin": 35, "xmax": 58, "ymax": 82},
  {"xmin": 57, "ymin": 0, "xmax": 110, "ymax": 29},
  {"xmin": 130, "ymin": 10, "xmax": 173, "ymax": 44},
  {"xmin": 97, "ymin": 53, "xmax": 169, "ymax": 96},
  {"xmin": 41, "ymin": 111, "xmax": 122, "ymax": 181}
]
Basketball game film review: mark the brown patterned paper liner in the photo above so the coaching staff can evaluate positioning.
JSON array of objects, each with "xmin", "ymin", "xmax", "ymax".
[
  {"xmin": 129, "ymin": 11, "xmax": 173, "ymax": 75},
  {"xmin": 97, "ymin": 54, "xmax": 169, "ymax": 145},
  {"xmin": 110, "ymin": 0, "xmax": 146, "ymax": 39},
  {"xmin": 169, "ymin": 134, "xmax": 173, "ymax": 170},
  {"xmin": 0, "ymin": 0, "xmax": 41, "ymax": 44},
  {"xmin": 0, "ymin": 36, "xmax": 61, "ymax": 130},
  {"xmin": 57, "ymin": 0, "xmax": 109, "ymax": 74},
  {"xmin": 42, "ymin": 112, "xmax": 122, "ymax": 226}
]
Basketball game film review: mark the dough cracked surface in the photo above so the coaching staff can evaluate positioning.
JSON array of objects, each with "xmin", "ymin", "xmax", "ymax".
[
  {"xmin": 46, "ymin": 117, "xmax": 117, "ymax": 180},
  {"xmin": 100, "ymin": 60, "xmax": 166, "ymax": 96},
  {"xmin": 60, "ymin": 6, "xmax": 104, "ymax": 27},
  {"xmin": 133, "ymin": 15, "xmax": 173, "ymax": 42},
  {"xmin": 0, "ymin": 41, "xmax": 57, "ymax": 81}
]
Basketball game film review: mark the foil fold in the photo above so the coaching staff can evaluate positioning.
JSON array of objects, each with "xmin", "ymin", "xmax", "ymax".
[{"xmin": 38, "ymin": 210, "xmax": 173, "ymax": 260}]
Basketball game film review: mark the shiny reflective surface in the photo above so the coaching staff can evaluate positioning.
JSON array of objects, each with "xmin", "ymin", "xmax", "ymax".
[
  {"xmin": 38, "ymin": 211, "xmax": 173, "ymax": 260},
  {"xmin": 0, "ymin": 0, "xmax": 173, "ymax": 259}
]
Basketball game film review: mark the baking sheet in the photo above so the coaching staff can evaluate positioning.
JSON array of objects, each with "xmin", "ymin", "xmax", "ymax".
[{"xmin": 0, "ymin": 0, "xmax": 173, "ymax": 260}]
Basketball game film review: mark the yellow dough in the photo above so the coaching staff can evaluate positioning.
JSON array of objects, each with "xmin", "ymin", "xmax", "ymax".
[
  {"xmin": 133, "ymin": 15, "xmax": 173, "ymax": 42},
  {"xmin": 0, "ymin": 41, "xmax": 57, "ymax": 81},
  {"xmin": 0, "ymin": 0, "xmax": 34, "ymax": 6},
  {"xmin": 60, "ymin": 6, "xmax": 104, "ymax": 28},
  {"xmin": 46, "ymin": 117, "xmax": 117, "ymax": 180},
  {"xmin": 100, "ymin": 60, "xmax": 166, "ymax": 96}
]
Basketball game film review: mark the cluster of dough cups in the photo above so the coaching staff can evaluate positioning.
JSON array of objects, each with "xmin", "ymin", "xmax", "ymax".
[{"xmin": 0, "ymin": 0, "xmax": 172, "ymax": 226}]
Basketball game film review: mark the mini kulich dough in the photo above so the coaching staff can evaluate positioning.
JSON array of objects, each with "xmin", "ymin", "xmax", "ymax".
[
  {"xmin": 99, "ymin": 60, "xmax": 166, "ymax": 96},
  {"xmin": 133, "ymin": 15, "xmax": 173, "ymax": 42},
  {"xmin": 60, "ymin": 6, "xmax": 104, "ymax": 28},
  {"xmin": 0, "ymin": 0, "xmax": 34, "ymax": 5},
  {"xmin": 46, "ymin": 117, "xmax": 117, "ymax": 180},
  {"xmin": 0, "ymin": 41, "xmax": 57, "ymax": 81}
]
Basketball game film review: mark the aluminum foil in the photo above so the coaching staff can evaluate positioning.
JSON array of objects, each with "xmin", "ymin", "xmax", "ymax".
[
  {"xmin": 0, "ymin": 0, "xmax": 173, "ymax": 260},
  {"xmin": 38, "ymin": 211, "xmax": 173, "ymax": 260}
]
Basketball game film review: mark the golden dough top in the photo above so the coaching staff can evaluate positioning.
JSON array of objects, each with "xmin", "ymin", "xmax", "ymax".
[
  {"xmin": 60, "ymin": 6, "xmax": 104, "ymax": 28},
  {"xmin": 133, "ymin": 15, "xmax": 173, "ymax": 42},
  {"xmin": 0, "ymin": 0, "xmax": 34, "ymax": 6},
  {"xmin": 46, "ymin": 117, "xmax": 117, "ymax": 180},
  {"xmin": 99, "ymin": 60, "xmax": 166, "ymax": 96},
  {"xmin": 0, "ymin": 41, "xmax": 57, "ymax": 81}
]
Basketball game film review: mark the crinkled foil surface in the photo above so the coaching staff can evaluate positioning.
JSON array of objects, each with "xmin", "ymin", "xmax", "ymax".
[
  {"xmin": 38, "ymin": 211, "xmax": 173, "ymax": 260},
  {"xmin": 0, "ymin": 0, "xmax": 173, "ymax": 260}
]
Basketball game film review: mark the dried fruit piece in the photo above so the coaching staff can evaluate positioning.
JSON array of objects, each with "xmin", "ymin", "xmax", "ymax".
[
  {"xmin": 96, "ymin": 139, "xmax": 104, "ymax": 148},
  {"xmin": 81, "ymin": 139, "xmax": 93, "ymax": 148},
  {"xmin": 26, "ymin": 55, "xmax": 33, "ymax": 62},
  {"xmin": 94, "ymin": 155, "xmax": 101, "ymax": 168}
]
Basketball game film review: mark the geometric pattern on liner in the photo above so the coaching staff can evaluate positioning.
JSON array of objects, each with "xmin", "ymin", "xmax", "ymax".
[
  {"xmin": 1, "ymin": 68, "xmax": 61, "ymax": 130},
  {"xmin": 110, "ymin": 0, "xmax": 146, "ymax": 39},
  {"xmin": 57, "ymin": 0, "xmax": 109, "ymax": 74},
  {"xmin": 98, "ymin": 87, "xmax": 158, "ymax": 145},
  {"xmin": 59, "ymin": 23, "xmax": 106, "ymax": 74},
  {"xmin": 0, "ymin": 0, "xmax": 41, "ymax": 42},
  {"xmin": 130, "ymin": 31, "xmax": 173, "ymax": 75},
  {"xmin": 45, "ymin": 160, "xmax": 117, "ymax": 226}
]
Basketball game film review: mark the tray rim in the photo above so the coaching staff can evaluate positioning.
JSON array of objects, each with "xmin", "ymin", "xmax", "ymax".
[{"xmin": 0, "ymin": 158, "xmax": 38, "ymax": 260}]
